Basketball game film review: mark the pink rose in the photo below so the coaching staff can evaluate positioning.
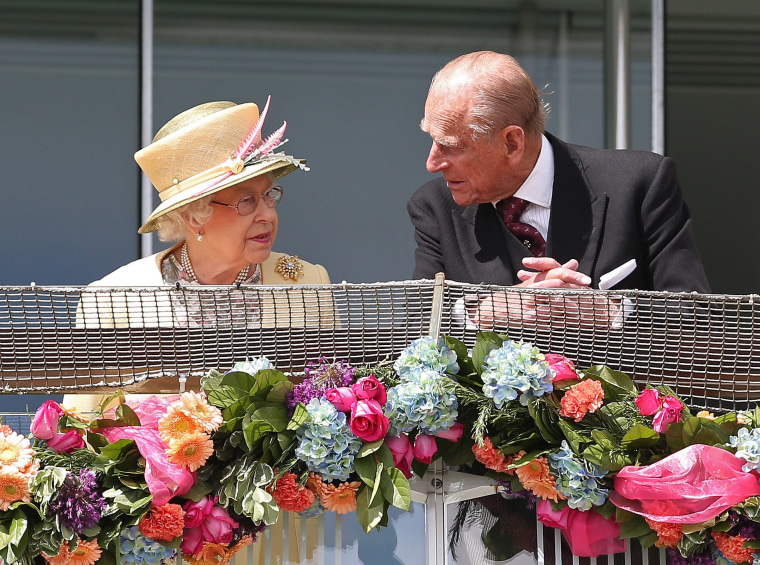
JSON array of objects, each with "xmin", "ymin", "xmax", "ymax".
[
  {"xmin": 652, "ymin": 395, "xmax": 684, "ymax": 433},
  {"xmin": 435, "ymin": 422, "xmax": 464, "ymax": 442},
  {"xmin": 202, "ymin": 505, "xmax": 238, "ymax": 544},
  {"xmin": 46, "ymin": 430, "xmax": 84, "ymax": 453},
  {"xmin": 413, "ymin": 434, "xmax": 438, "ymax": 464},
  {"xmin": 349, "ymin": 399, "xmax": 390, "ymax": 442},
  {"xmin": 351, "ymin": 375, "xmax": 387, "ymax": 405},
  {"xmin": 386, "ymin": 434, "xmax": 414, "ymax": 478},
  {"xmin": 31, "ymin": 400, "xmax": 63, "ymax": 440},
  {"xmin": 183, "ymin": 496, "xmax": 214, "ymax": 528},
  {"xmin": 635, "ymin": 389, "xmax": 661, "ymax": 416},
  {"xmin": 545, "ymin": 354, "xmax": 579, "ymax": 383},
  {"xmin": 325, "ymin": 387, "xmax": 357, "ymax": 413},
  {"xmin": 180, "ymin": 526, "xmax": 204, "ymax": 555}
]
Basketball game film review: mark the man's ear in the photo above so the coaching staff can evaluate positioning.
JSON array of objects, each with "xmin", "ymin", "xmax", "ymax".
[{"xmin": 499, "ymin": 125, "xmax": 526, "ymax": 160}]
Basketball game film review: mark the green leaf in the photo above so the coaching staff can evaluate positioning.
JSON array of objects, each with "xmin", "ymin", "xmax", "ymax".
[
  {"xmin": 583, "ymin": 365, "xmax": 638, "ymax": 399},
  {"xmin": 266, "ymin": 379, "xmax": 294, "ymax": 404},
  {"xmin": 621, "ymin": 423, "xmax": 660, "ymax": 450},
  {"xmin": 472, "ymin": 332, "xmax": 503, "ymax": 375},
  {"xmin": 356, "ymin": 485, "xmax": 386, "ymax": 533},
  {"xmin": 115, "ymin": 403, "xmax": 141, "ymax": 426},
  {"xmin": 354, "ymin": 455, "xmax": 379, "ymax": 486},
  {"xmin": 666, "ymin": 422, "xmax": 687, "ymax": 452},
  {"xmin": 357, "ymin": 439, "xmax": 384, "ymax": 458},
  {"xmin": 379, "ymin": 468, "xmax": 411, "ymax": 511},
  {"xmin": 369, "ymin": 463, "xmax": 384, "ymax": 506},
  {"xmin": 286, "ymin": 403, "xmax": 309, "ymax": 431},
  {"xmin": 444, "ymin": 335, "xmax": 476, "ymax": 375}
]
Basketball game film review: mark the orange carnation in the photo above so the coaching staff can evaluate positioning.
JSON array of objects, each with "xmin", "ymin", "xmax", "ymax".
[
  {"xmin": 139, "ymin": 503, "xmax": 186, "ymax": 541},
  {"xmin": 712, "ymin": 531, "xmax": 757, "ymax": 564},
  {"xmin": 645, "ymin": 518, "xmax": 682, "ymax": 548},
  {"xmin": 320, "ymin": 481, "xmax": 361, "ymax": 514},
  {"xmin": 268, "ymin": 472, "xmax": 316, "ymax": 513},
  {"xmin": 559, "ymin": 379, "xmax": 604, "ymax": 422},
  {"xmin": 472, "ymin": 437, "xmax": 518, "ymax": 474}
]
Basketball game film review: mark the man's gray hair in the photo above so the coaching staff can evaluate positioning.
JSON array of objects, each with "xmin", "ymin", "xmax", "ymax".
[{"xmin": 429, "ymin": 51, "xmax": 549, "ymax": 140}]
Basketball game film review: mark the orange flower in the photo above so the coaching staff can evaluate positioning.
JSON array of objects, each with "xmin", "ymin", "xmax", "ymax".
[
  {"xmin": 166, "ymin": 432, "xmax": 214, "ymax": 471},
  {"xmin": 159, "ymin": 404, "xmax": 204, "ymax": 445},
  {"xmin": 515, "ymin": 457, "xmax": 564, "ymax": 502},
  {"xmin": 183, "ymin": 542, "xmax": 226, "ymax": 565},
  {"xmin": 559, "ymin": 379, "xmax": 604, "ymax": 422},
  {"xmin": 42, "ymin": 543, "xmax": 71, "ymax": 565},
  {"xmin": 320, "ymin": 481, "xmax": 361, "ymax": 514},
  {"xmin": 0, "ymin": 430, "xmax": 35, "ymax": 473},
  {"xmin": 178, "ymin": 391, "xmax": 224, "ymax": 433},
  {"xmin": 645, "ymin": 518, "xmax": 682, "ymax": 548},
  {"xmin": 472, "ymin": 437, "xmax": 519, "ymax": 474},
  {"xmin": 268, "ymin": 472, "xmax": 316, "ymax": 513},
  {"xmin": 220, "ymin": 536, "xmax": 253, "ymax": 565},
  {"xmin": 0, "ymin": 467, "xmax": 31, "ymax": 510},
  {"xmin": 68, "ymin": 539, "xmax": 102, "ymax": 565},
  {"xmin": 712, "ymin": 531, "xmax": 757, "ymax": 564},
  {"xmin": 695, "ymin": 410, "xmax": 715, "ymax": 420},
  {"xmin": 306, "ymin": 472, "xmax": 326, "ymax": 498},
  {"xmin": 0, "ymin": 425, "xmax": 14, "ymax": 435},
  {"xmin": 139, "ymin": 503, "xmax": 186, "ymax": 541}
]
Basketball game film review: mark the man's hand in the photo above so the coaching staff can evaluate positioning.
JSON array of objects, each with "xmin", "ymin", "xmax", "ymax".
[{"xmin": 467, "ymin": 256, "xmax": 621, "ymax": 330}]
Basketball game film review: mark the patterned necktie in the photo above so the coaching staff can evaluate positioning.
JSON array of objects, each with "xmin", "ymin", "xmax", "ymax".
[{"xmin": 496, "ymin": 196, "xmax": 546, "ymax": 257}]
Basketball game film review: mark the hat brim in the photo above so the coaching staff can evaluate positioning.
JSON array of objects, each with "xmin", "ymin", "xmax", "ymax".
[{"xmin": 138, "ymin": 154, "xmax": 303, "ymax": 234}]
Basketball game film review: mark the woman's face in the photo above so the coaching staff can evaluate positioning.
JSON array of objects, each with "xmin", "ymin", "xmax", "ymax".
[{"xmin": 192, "ymin": 175, "xmax": 279, "ymax": 269}]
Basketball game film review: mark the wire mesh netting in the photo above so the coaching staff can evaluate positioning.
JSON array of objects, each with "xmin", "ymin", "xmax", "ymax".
[{"xmin": 0, "ymin": 281, "xmax": 758, "ymax": 412}]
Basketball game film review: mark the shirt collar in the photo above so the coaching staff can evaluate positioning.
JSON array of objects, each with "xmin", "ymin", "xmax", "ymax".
[{"xmin": 511, "ymin": 134, "xmax": 554, "ymax": 208}]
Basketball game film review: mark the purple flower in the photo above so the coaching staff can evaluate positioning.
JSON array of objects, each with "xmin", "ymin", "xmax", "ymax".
[
  {"xmin": 667, "ymin": 548, "xmax": 715, "ymax": 565},
  {"xmin": 286, "ymin": 358, "xmax": 356, "ymax": 413},
  {"xmin": 48, "ymin": 469, "xmax": 107, "ymax": 534}
]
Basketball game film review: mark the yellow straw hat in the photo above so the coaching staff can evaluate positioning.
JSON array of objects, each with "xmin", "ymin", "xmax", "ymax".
[{"xmin": 136, "ymin": 98, "xmax": 307, "ymax": 234}]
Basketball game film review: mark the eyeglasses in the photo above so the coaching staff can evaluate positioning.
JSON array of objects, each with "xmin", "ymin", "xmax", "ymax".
[{"xmin": 211, "ymin": 186, "xmax": 284, "ymax": 216}]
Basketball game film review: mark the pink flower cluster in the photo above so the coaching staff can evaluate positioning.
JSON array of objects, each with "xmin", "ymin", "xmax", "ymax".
[
  {"xmin": 635, "ymin": 389, "xmax": 685, "ymax": 433},
  {"xmin": 31, "ymin": 400, "xmax": 85, "ymax": 453},
  {"xmin": 545, "ymin": 354, "xmax": 579, "ymax": 383},
  {"xmin": 180, "ymin": 495, "xmax": 239, "ymax": 555},
  {"xmin": 325, "ymin": 374, "xmax": 464, "ymax": 478},
  {"xmin": 326, "ymin": 375, "xmax": 390, "ymax": 442}
]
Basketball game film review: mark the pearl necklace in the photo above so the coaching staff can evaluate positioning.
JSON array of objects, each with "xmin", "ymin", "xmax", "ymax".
[{"xmin": 180, "ymin": 242, "xmax": 250, "ymax": 285}]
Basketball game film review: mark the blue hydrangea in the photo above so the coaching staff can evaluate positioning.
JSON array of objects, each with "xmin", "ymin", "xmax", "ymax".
[
  {"xmin": 119, "ymin": 526, "xmax": 175, "ymax": 564},
  {"xmin": 230, "ymin": 356, "xmax": 273, "ymax": 375},
  {"xmin": 296, "ymin": 398, "xmax": 362, "ymax": 481},
  {"xmin": 548, "ymin": 441, "xmax": 608, "ymax": 511},
  {"xmin": 394, "ymin": 337, "xmax": 459, "ymax": 379},
  {"xmin": 481, "ymin": 340, "xmax": 553, "ymax": 407},
  {"xmin": 386, "ymin": 367, "xmax": 458, "ymax": 435},
  {"xmin": 728, "ymin": 427, "xmax": 760, "ymax": 473}
]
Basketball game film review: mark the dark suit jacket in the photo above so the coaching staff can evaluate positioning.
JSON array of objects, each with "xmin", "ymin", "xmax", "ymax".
[{"xmin": 408, "ymin": 133, "xmax": 710, "ymax": 292}]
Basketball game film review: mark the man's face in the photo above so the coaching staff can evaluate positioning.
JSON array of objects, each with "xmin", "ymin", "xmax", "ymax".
[{"xmin": 422, "ymin": 90, "xmax": 512, "ymax": 207}]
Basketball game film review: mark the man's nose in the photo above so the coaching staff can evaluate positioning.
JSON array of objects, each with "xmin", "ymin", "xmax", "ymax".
[{"xmin": 426, "ymin": 144, "xmax": 447, "ymax": 173}]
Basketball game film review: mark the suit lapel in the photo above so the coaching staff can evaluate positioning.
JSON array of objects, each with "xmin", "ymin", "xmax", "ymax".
[
  {"xmin": 545, "ymin": 134, "xmax": 607, "ymax": 284},
  {"xmin": 455, "ymin": 203, "xmax": 527, "ymax": 285}
]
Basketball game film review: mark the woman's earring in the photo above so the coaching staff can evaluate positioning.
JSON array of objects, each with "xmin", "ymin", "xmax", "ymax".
[{"xmin": 196, "ymin": 232, "xmax": 204, "ymax": 242}]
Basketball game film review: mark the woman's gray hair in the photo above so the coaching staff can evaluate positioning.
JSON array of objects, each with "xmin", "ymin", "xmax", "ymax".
[
  {"xmin": 429, "ymin": 51, "xmax": 549, "ymax": 140},
  {"xmin": 155, "ymin": 196, "xmax": 214, "ymax": 242}
]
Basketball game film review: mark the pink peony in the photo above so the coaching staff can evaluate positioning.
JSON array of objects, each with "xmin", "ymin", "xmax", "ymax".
[
  {"xmin": 183, "ymin": 496, "xmax": 214, "ymax": 528},
  {"xmin": 46, "ymin": 430, "xmax": 84, "ymax": 453},
  {"xmin": 31, "ymin": 400, "xmax": 64, "ymax": 441},
  {"xmin": 203, "ymin": 505, "xmax": 238, "ymax": 544},
  {"xmin": 386, "ymin": 434, "xmax": 414, "ymax": 478},
  {"xmin": 349, "ymin": 399, "xmax": 390, "ymax": 442},
  {"xmin": 181, "ymin": 496, "xmax": 239, "ymax": 554},
  {"xmin": 180, "ymin": 526, "xmax": 204, "ymax": 555},
  {"xmin": 635, "ymin": 389, "xmax": 662, "ymax": 416},
  {"xmin": 325, "ymin": 387, "xmax": 357, "ymax": 413},
  {"xmin": 413, "ymin": 434, "xmax": 438, "ymax": 464},
  {"xmin": 351, "ymin": 375, "xmax": 387, "ymax": 405},
  {"xmin": 545, "ymin": 354, "xmax": 579, "ymax": 383},
  {"xmin": 435, "ymin": 422, "xmax": 464, "ymax": 442}
]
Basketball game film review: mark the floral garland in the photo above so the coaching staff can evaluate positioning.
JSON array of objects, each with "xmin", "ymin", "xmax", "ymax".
[{"xmin": 4, "ymin": 332, "xmax": 760, "ymax": 564}]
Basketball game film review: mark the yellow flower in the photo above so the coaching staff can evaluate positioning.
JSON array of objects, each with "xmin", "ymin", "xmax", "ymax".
[
  {"xmin": 696, "ymin": 410, "xmax": 715, "ymax": 420},
  {"xmin": 0, "ymin": 430, "xmax": 35, "ymax": 473}
]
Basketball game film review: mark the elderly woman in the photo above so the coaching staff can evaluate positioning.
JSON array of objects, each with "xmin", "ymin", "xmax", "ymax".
[{"xmin": 69, "ymin": 98, "xmax": 332, "ymax": 409}]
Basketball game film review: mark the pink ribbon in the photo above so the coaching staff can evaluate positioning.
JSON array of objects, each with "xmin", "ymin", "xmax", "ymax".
[
  {"xmin": 610, "ymin": 443, "xmax": 760, "ymax": 523},
  {"xmin": 537, "ymin": 500, "xmax": 626, "ymax": 557}
]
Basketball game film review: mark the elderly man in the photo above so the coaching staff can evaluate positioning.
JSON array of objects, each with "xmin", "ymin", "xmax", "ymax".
[{"xmin": 408, "ymin": 51, "xmax": 710, "ymax": 327}]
